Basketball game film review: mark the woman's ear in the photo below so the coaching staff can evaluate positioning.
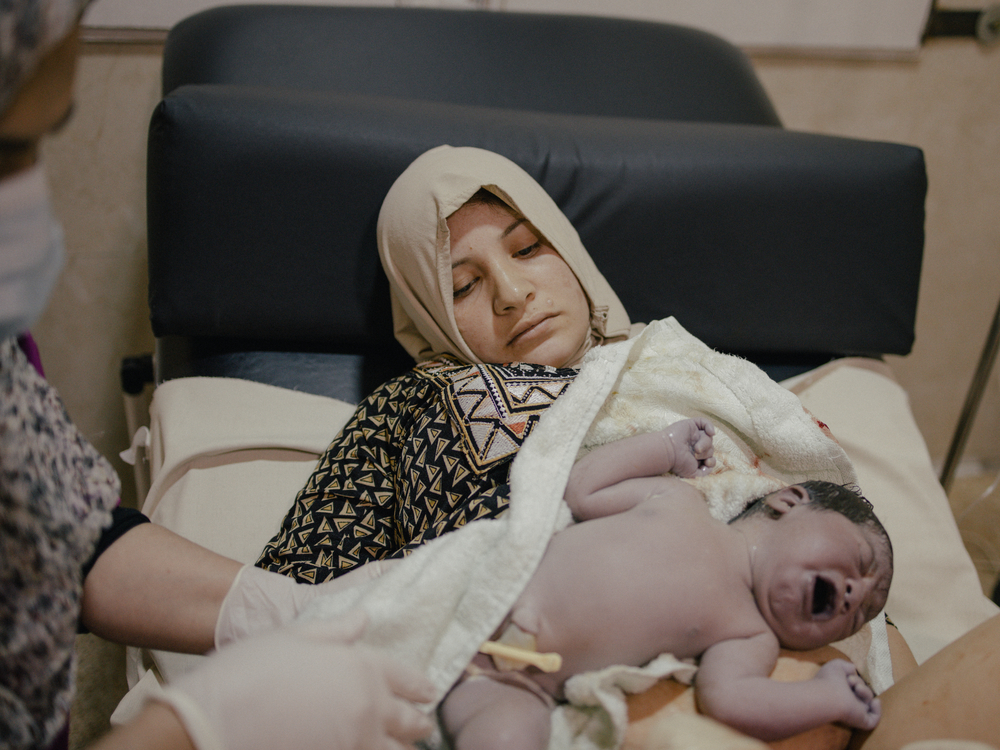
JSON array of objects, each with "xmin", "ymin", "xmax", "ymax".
[{"xmin": 762, "ymin": 485, "xmax": 809, "ymax": 516}]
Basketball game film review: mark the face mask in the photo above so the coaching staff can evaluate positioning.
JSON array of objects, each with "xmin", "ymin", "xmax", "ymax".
[{"xmin": 0, "ymin": 163, "xmax": 65, "ymax": 341}]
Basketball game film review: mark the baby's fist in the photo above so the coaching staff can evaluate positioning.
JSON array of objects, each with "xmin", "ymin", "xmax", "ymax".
[{"xmin": 665, "ymin": 418, "xmax": 716, "ymax": 477}]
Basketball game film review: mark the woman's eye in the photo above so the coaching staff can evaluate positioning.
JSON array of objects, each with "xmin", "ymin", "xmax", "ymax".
[
  {"xmin": 453, "ymin": 279, "xmax": 476, "ymax": 299},
  {"xmin": 515, "ymin": 242, "xmax": 541, "ymax": 258}
]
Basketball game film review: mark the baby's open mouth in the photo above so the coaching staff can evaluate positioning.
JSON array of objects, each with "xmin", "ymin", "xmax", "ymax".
[{"xmin": 811, "ymin": 576, "xmax": 837, "ymax": 619}]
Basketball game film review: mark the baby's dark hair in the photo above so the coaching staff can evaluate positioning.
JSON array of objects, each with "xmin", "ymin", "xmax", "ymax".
[{"xmin": 732, "ymin": 480, "xmax": 893, "ymax": 564}]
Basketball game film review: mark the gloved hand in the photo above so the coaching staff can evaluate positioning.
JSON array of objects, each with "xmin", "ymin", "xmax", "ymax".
[
  {"xmin": 215, "ymin": 560, "xmax": 397, "ymax": 648},
  {"xmin": 159, "ymin": 609, "xmax": 436, "ymax": 750}
]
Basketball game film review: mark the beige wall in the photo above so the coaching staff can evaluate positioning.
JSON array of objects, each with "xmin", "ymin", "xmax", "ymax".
[
  {"xmin": 751, "ymin": 39, "xmax": 1000, "ymax": 475},
  {"xmin": 36, "ymin": 35, "xmax": 998, "ymax": 506},
  {"xmin": 36, "ymin": 44, "xmax": 162, "ymax": 508}
]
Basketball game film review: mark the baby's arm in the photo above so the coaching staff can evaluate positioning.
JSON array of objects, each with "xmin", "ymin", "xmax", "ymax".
[
  {"xmin": 696, "ymin": 634, "xmax": 880, "ymax": 742},
  {"xmin": 565, "ymin": 418, "xmax": 715, "ymax": 520}
]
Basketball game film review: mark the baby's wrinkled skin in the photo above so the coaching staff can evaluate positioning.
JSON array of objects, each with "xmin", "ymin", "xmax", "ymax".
[{"xmin": 441, "ymin": 419, "xmax": 892, "ymax": 750}]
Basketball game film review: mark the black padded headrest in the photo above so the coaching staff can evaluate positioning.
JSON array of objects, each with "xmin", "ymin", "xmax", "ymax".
[{"xmin": 148, "ymin": 85, "xmax": 926, "ymax": 363}]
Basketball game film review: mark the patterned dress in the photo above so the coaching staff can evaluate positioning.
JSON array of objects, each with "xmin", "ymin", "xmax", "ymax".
[
  {"xmin": 0, "ymin": 337, "xmax": 119, "ymax": 749},
  {"xmin": 256, "ymin": 357, "xmax": 578, "ymax": 583}
]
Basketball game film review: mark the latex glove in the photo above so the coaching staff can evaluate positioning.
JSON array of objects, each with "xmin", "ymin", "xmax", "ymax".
[
  {"xmin": 215, "ymin": 560, "xmax": 397, "ymax": 648},
  {"xmin": 159, "ymin": 609, "xmax": 436, "ymax": 750}
]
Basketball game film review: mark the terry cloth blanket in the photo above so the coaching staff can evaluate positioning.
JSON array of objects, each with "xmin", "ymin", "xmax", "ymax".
[{"xmin": 304, "ymin": 317, "xmax": 892, "ymax": 750}]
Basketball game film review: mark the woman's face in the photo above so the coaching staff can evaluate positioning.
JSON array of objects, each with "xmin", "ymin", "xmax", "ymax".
[{"xmin": 447, "ymin": 200, "xmax": 591, "ymax": 368}]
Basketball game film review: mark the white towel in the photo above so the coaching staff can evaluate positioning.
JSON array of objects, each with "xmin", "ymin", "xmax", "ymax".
[{"xmin": 306, "ymin": 317, "xmax": 892, "ymax": 749}]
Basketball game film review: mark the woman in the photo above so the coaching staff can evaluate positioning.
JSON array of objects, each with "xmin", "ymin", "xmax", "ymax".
[{"xmin": 254, "ymin": 145, "xmax": 637, "ymax": 583}]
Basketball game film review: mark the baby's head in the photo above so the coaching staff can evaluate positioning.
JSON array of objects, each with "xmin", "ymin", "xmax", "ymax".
[{"xmin": 731, "ymin": 481, "xmax": 893, "ymax": 651}]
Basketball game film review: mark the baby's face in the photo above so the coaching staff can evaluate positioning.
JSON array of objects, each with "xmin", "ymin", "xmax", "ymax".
[{"xmin": 754, "ymin": 503, "xmax": 892, "ymax": 651}]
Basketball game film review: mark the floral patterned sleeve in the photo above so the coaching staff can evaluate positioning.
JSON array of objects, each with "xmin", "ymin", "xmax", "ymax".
[{"xmin": 1, "ymin": 339, "xmax": 118, "ymax": 749}]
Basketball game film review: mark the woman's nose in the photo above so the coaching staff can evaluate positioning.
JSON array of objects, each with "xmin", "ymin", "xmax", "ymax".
[{"xmin": 492, "ymin": 264, "xmax": 534, "ymax": 313}]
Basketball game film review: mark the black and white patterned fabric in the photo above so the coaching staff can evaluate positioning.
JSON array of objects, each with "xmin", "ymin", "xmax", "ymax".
[{"xmin": 256, "ymin": 358, "xmax": 577, "ymax": 583}]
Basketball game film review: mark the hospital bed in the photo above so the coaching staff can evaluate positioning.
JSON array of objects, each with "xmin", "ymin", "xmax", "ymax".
[{"xmin": 118, "ymin": 5, "xmax": 999, "ymax": 747}]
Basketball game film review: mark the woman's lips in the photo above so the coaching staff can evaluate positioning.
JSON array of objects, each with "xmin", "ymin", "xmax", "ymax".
[{"xmin": 509, "ymin": 314, "xmax": 554, "ymax": 346}]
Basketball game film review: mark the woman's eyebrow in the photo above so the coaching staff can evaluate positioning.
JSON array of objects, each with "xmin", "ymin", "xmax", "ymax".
[{"xmin": 502, "ymin": 217, "xmax": 528, "ymax": 238}]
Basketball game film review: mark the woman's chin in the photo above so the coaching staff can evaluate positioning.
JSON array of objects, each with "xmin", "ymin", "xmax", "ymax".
[{"xmin": 516, "ymin": 333, "xmax": 591, "ymax": 369}]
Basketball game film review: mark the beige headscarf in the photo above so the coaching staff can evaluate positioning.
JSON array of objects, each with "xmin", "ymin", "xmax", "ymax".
[{"xmin": 377, "ymin": 145, "xmax": 632, "ymax": 365}]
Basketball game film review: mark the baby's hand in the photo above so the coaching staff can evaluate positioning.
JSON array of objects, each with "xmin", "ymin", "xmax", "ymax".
[
  {"xmin": 815, "ymin": 659, "xmax": 881, "ymax": 731},
  {"xmin": 665, "ymin": 418, "xmax": 716, "ymax": 478}
]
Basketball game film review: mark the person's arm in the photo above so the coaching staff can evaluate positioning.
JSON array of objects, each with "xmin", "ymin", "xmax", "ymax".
[
  {"xmin": 83, "ymin": 373, "xmax": 420, "ymax": 654},
  {"xmin": 80, "ymin": 518, "xmax": 377, "ymax": 654},
  {"xmin": 852, "ymin": 613, "xmax": 1000, "ymax": 749},
  {"xmin": 80, "ymin": 522, "xmax": 242, "ymax": 654},
  {"xmin": 92, "ymin": 611, "xmax": 435, "ymax": 750},
  {"xmin": 696, "ymin": 633, "xmax": 880, "ymax": 742},
  {"xmin": 565, "ymin": 418, "xmax": 715, "ymax": 520}
]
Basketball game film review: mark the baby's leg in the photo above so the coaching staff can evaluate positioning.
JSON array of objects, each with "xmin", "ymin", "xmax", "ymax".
[{"xmin": 441, "ymin": 676, "xmax": 552, "ymax": 750}]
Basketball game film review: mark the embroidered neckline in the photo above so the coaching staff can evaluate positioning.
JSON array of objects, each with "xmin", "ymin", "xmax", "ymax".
[{"xmin": 424, "ymin": 361, "xmax": 576, "ymax": 472}]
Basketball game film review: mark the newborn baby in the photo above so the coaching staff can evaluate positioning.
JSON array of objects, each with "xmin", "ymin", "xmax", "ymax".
[{"xmin": 441, "ymin": 418, "xmax": 893, "ymax": 749}]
